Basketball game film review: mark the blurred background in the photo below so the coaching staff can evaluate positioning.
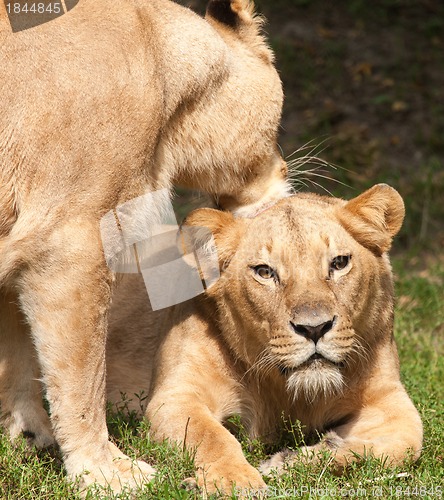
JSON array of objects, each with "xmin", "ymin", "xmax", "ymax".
[{"xmin": 176, "ymin": 0, "xmax": 444, "ymax": 263}]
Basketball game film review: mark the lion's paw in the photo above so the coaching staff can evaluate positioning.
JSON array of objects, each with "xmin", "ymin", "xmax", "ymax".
[
  {"xmin": 72, "ymin": 441, "xmax": 155, "ymax": 496},
  {"xmin": 259, "ymin": 448, "xmax": 293, "ymax": 475},
  {"xmin": 260, "ymin": 443, "xmax": 338, "ymax": 476},
  {"xmin": 197, "ymin": 460, "xmax": 266, "ymax": 496},
  {"xmin": 4, "ymin": 403, "xmax": 56, "ymax": 449},
  {"xmin": 181, "ymin": 477, "xmax": 199, "ymax": 492}
]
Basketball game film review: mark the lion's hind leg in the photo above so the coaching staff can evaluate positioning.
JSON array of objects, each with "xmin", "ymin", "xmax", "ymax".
[{"xmin": 0, "ymin": 290, "xmax": 55, "ymax": 448}]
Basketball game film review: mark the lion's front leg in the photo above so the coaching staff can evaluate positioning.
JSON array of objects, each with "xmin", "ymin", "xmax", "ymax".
[
  {"xmin": 18, "ymin": 220, "xmax": 155, "ymax": 493},
  {"xmin": 148, "ymin": 394, "xmax": 266, "ymax": 495},
  {"xmin": 320, "ymin": 384, "xmax": 422, "ymax": 468},
  {"xmin": 261, "ymin": 384, "xmax": 422, "ymax": 475}
]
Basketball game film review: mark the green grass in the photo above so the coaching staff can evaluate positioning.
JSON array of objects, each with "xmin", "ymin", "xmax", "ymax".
[
  {"xmin": 1, "ymin": 264, "xmax": 442, "ymax": 499},
  {"xmin": 2, "ymin": 1, "xmax": 442, "ymax": 497}
]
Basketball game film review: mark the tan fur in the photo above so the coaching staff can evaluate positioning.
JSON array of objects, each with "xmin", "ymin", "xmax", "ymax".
[
  {"xmin": 0, "ymin": 0, "xmax": 288, "ymax": 493},
  {"xmin": 107, "ymin": 185, "xmax": 423, "ymax": 494}
]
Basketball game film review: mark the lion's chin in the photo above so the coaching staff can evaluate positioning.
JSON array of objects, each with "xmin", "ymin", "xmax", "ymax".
[{"xmin": 285, "ymin": 362, "xmax": 344, "ymax": 402}]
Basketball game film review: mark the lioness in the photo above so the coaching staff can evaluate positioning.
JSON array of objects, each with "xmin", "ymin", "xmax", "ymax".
[
  {"xmin": 0, "ymin": 0, "xmax": 288, "ymax": 492},
  {"xmin": 107, "ymin": 184, "xmax": 423, "ymax": 494}
]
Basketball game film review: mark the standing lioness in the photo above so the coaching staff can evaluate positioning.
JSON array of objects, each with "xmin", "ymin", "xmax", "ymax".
[
  {"xmin": 0, "ymin": 0, "xmax": 288, "ymax": 492},
  {"xmin": 107, "ymin": 185, "xmax": 422, "ymax": 494}
]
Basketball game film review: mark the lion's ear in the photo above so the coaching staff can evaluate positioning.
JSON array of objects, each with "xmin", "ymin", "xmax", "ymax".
[
  {"xmin": 206, "ymin": 0, "xmax": 255, "ymax": 28},
  {"xmin": 338, "ymin": 184, "xmax": 405, "ymax": 255},
  {"xmin": 206, "ymin": 0, "xmax": 269, "ymax": 47},
  {"xmin": 180, "ymin": 208, "xmax": 244, "ymax": 269}
]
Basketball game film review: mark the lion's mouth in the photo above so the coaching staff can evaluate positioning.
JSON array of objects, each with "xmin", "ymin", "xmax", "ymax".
[{"xmin": 278, "ymin": 353, "xmax": 344, "ymax": 376}]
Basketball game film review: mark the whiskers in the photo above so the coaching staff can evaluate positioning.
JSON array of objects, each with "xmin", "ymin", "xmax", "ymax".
[
  {"xmin": 242, "ymin": 347, "xmax": 279, "ymax": 384},
  {"xmin": 241, "ymin": 332, "xmax": 370, "ymax": 405},
  {"xmin": 348, "ymin": 335, "xmax": 372, "ymax": 369},
  {"xmin": 243, "ymin": 346, "xmax": 346, "ymax": 405},
  {"xmin": 285, "ymin": 139, "xmax": 351, "ymax": 195}
]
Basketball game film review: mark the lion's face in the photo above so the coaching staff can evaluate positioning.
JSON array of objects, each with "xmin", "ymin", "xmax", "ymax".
[
  {"xmin": 183, "ymin": 185, "xmax": 404, "ymax": 401},
  {"xmin": 221, "ymin": 204, "xmax": 377, "ymax": 401}
]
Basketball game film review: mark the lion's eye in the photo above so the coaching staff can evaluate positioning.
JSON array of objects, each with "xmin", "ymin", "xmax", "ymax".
[
  {"xmin": 330, "ymin": 255, "xmax": 351, "ymax": 272},
  {"xmin": 252, "ymin": 265, "xmax": 278, "ymax": 282}
]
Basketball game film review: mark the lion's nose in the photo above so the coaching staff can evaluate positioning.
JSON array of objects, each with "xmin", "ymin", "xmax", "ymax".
[{"xmin": 290, "ymin": 316, "xmax": 336, "ymax": 344}]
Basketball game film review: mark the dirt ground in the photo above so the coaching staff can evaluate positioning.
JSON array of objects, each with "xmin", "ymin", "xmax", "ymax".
[{"xmin": 178, "ymin": 0, "xmax": 444, "ymax": 257}]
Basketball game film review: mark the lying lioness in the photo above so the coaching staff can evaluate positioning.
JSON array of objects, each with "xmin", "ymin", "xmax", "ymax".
[
  {"xmin": 0, "ymin": 0, "xmax": 288, "ymax": 492},
  {"xmin": 107, "ymin": 184, "xmax": 423, "ymax": 494}
]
